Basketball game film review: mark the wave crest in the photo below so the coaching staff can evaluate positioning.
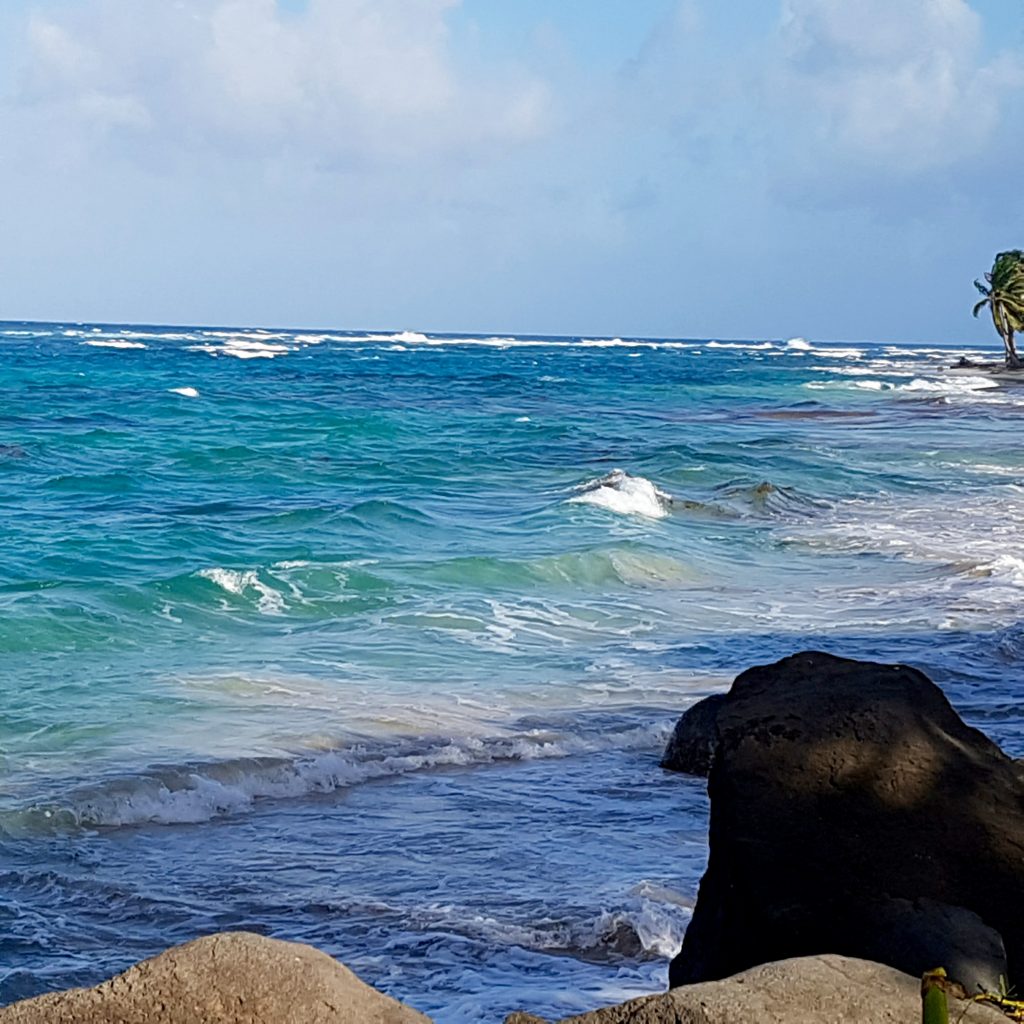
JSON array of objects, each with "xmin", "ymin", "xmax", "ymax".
[
  {"xmin": 569, "ymin": 470, "xmax": 673, "ymax": 519},
  {"xmin": 6, "ymin": 722, "xmax": 671, "ymax": 833}
]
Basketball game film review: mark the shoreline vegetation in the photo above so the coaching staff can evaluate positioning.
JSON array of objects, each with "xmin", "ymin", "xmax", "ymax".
[
  {"xmin": 972, "ymin": 250, "xmax": 1024, "ymax": 369},
  {"xmin": 4, "ymin": 652, "xmax": 1020, "ymax": 1023}
]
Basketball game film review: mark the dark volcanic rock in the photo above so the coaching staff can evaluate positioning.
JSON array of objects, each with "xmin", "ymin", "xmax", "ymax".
[
  {"xmin": 660, "ymin": 694, "xmax": 725, "ymax": 776},
  {"xmin": 669, "ymin": 651, "xmax": 1024, "ymax": 995}
]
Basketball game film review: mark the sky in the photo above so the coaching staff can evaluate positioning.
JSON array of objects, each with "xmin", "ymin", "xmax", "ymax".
[{"xmin": 1, "ymin": 0, "xmax": 1023, "ymax": 343}]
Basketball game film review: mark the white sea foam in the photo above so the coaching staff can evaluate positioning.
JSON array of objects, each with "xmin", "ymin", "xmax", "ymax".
[
  {"xmin": 357, "ymin": 330, "xmax": 433, "ymax": 344},
  {"xmin": 781, "ymin": 490, "xmax": 1024, "ymax": 627},
  {"xmin": 19, "ymin": 720, "xmax": 672, "ymax": 830},
  {"xmin": 339, "ymin": 333, "xmax": 699, "ymax": 350},
  {"xmin": 82, "ymin": 339, "xmax": 147, "ymax": 350},
  {"xmin": 201, "ymin": 330, "xmax": 291, "ymax": 341},
  {"xmin": 569, "ymin": 470, "xmax": 673, "ymax": 519},
  {"xmin": 198, "ymin": 568, "xmax": 285, "ymax": 614},
  {"xmin": 811, "ymin": 346, "xmax": 865, "ymax": 359},
  {"xmin": 370, "ymin": 883, "xmax": 690, "ymax": 960},
  {"xmin": 973, "ymin": 554, "xmax": 1024, "ymax": 586},
  {"xmin": 169, "ymin": 386, "xmax": 199, "ymax": 398},
  {"xmin": 579, "ymin": 338, "xmax": 698, "ymax": 349},
  {"xmin": 825, "ymin": 363, "xmax": 915, "ymax": 377},
  {"xmin": 220, "ymin": 339, "xmax": 291, "ymax": 359},
  {"xmin": 706, "ymin": 341, "xmax": 775, "ymax": 350},
  {"xmin": 899, "ymin": 375, "xmax": 999, "ymax": 393},
  {"xmin": 135, "ymin": 331, "xmax": 199, "ymax": 341},
  {"xmin": 804, "ymin": 373, "xmax": 1002, "ymax": 399},
  {"xmin": 786, "ymin": 337, "xmax": 812, "ymax": 350},
  {"xmin": 883, "ymin": 346, "xmax": 985, "ymax": 358}
]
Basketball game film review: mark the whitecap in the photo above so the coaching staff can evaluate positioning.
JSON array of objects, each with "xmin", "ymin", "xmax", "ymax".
[
  {"xmin": 169, "ymin": 386, "xmax": 199, "ymax": 398},
  {"xmin": 899, "ymin": 376, "xmax": 999, "ymax": 394},
  {"xmin": 198, "ymin": 568, "xmax": 285, "ymax": 614},
  {"xmin": 82, "ymin": 339, "xmax": 147, "ymax": 350},
  {"xmin": 219, "ymin": 339, "xmax": 291, "ymax": 359},
  {"xmin": 811, "ymin": 346, "xmax": 865, "ymax": 359},
  {"xmin": 14, "ymin": 720, "xmax": 672, "ymax": 830},
  {"xmin": 569, "ymin": 470, "xmax": 673, "ymax": 520}
]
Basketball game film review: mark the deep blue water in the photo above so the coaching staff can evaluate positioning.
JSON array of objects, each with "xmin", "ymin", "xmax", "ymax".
[{"xmin": 1, "ymin": 322, "xmax": 1021, "ymax": 1021}]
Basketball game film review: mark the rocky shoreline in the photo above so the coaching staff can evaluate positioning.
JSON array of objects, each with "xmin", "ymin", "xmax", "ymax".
[
  {"xmin": 4, "ymin": 651, "xmax": 1021, "ymax": 1022},
  {"xmin": 1, "ymin": 935, "xmax": 1006, "ymax": 1023}
]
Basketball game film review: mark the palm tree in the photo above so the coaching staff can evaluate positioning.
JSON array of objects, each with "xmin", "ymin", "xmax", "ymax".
[{"xmin": 974, "ymin": 250, "xmax": 1024, "ymax": 369}]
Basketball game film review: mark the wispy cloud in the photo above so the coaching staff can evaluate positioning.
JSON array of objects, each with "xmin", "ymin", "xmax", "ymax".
[
  {"xmin": 772, "ymin": 0, "xmax": 1024, "ymax": 183},
  {"xmin": 12, "ymin": 0, "xmax": 551, "ymax": 168}
]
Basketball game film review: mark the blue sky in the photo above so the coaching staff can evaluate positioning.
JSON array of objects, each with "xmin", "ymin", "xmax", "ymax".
[{"xmin": 1, "ymin": 0, "xmax": 1022, "ymax": 343}]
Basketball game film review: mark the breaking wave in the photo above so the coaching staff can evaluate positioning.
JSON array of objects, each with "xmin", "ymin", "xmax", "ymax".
[
  {"xmin": 312, "ymin": 881, "xmax": 692, "ymax": 962},
  {"xmin": 5, "ymin": 722, "xmax": 672, "ymax": 833},
  {"xmin": 82, "ymin": 339, "xmax": 148, "ymax": 350},
  {"xmin": 569, "ymin": 470, "xmax": 673, "ymax": 519}
]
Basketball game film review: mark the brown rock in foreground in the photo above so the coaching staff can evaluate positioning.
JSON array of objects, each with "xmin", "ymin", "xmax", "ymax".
[
  {"xmin": 0, "ymin": 932, "xmax": 431, "ymax": 1024},
  {"xmin": 669, "ymin": 651, "xmax": 1024, "ymax": 994},
  {"xmin": 504, "ymin": 954, "xmax": 1006, "ymax": 1023}
]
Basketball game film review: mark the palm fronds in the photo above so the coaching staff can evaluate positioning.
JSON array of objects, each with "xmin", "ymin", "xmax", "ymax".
[{"xmin": 973, "ymin": 251, "xmax": 1024, "ymax": 367}]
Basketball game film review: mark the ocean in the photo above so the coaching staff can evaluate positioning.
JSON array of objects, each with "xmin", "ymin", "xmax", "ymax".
[{"xmin": 1, "ymin": 322, "xmax": 1021, "ymax": 1022}]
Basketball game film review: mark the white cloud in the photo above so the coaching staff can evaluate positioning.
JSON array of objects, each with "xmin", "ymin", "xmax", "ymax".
[
  {"xmin": 772, "ymin": 0, "xmax": 1024, "ymax": 178},
  {"xmin": 615, "ymin": 0, "xmax": 1024, "ymax": 212},
  {"xmin": 10, "ymin": 0, "xmax": 551, "ymax": 167}
]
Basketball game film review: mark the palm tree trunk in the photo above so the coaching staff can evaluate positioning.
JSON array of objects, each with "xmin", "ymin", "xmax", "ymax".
[
  {"xmin": 1008, "ymin": 331, "xmax": 1022, "ymax": 369},
  {"xmin": 998, "ymin": 306, "xmax": 1022, "ymax": 368}
]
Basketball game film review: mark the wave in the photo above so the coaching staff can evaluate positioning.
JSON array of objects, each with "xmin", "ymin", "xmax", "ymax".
[
  {"xmin": 155, "ymin": 559, "xmax": 395, "ymax": 618},
  {"xmin": 312, "ymin": 882, "xmax": 691, "ymax": 962},
  {"xmin": 705, "ymin": 341, "xmax": 775, "ymax": 351},
  {"xmin": 5, "ymin": 721, "xmax": 672, "ymax": 833},
  {"xmin": 811, "ymin": 346, "xmax": 865, "ymax": 359},
  {"xmin": 81, "ymin": 339, "xmax": 148, "ymax": 350},
  {"xmin": 188, "ymin": 339, "xmax": 291, "ymax": 359},
  {"xmin": 900, "ymin": 375, "xmax": 999, "ymax": 394},
  {"xmin": 971, "ymin": 554, "xmax": 1024, "ymax": 587},
  {"xmin": 577, "ymin": 338, "xmax": 699, "ymax": 350},
  {"xmin": 779, "ymin": 492, "xmax": 1024, "ymax": 627},
  {"xmin": 168, "ymin": 386, "xmax": 199, "ymax": 398},
  {"xmin": 805, "ymin": 374, "xmax": 1003, "ymax": 401},
  {"xmin": 417, "ymin": 548, "xmax": 699, "ymax": 590},
  {"xmin": 569, "ymin": 470, "xmax": 673, "ymax": 519},
  {"xmin": 782, "ymin": 337, "xmax": 869, "ymax": 359},
  {"xmin": 710, "ymin": 480, "xmax": 828, "ymax": 518},
  {"xmin": 197, "ymin": 567, "xmax": 286, "ymax": 614}
]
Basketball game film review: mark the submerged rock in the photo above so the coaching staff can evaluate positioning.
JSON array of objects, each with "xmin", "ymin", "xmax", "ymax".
[
  {"xmin": 0, "ymin": 931, "xmax": 430, "ymax": 1024},
  {"xmin": 668, "ymin": 651, "xmax": 1024, "ymax": 995},
  {"xmin": 505, "ymin": 954, "xmax": 1006, "ymax": 1023}
]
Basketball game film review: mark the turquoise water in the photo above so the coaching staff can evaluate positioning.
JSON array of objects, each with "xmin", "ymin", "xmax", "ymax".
[{"xmin": 1, "ymin": 323, "xmax": 1022, "ymax": 1020}]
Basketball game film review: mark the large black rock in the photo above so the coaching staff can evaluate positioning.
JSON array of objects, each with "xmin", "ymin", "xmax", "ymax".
[
  {"xmin": 668, "ymin": 651, "xmax": 1024, "ymax": 994},
  {"xmin": 660, "ymin": 693, "xmax": 725, "ymax": 776}
]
